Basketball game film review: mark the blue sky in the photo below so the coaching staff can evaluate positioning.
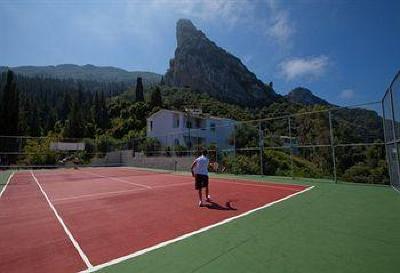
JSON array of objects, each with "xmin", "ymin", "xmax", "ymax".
[{"xmin": 1, "ymin": 0, "xmax": 399, "ymax": 107}]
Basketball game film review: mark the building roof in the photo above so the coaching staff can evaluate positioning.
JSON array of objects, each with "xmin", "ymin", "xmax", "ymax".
[{"xmin": 147, "ymin": 109, "xmax": 235, "ymax": 122}]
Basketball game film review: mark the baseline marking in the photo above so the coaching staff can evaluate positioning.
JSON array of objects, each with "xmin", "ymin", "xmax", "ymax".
[
  {"xmin": 122, "ymin": 167, "xmax": 302, "ymax": 192},
  {"xmin": 30, "ymin": 171, "xmax": 93, "ymax": 269},
  {"xmin": 215, "ymin": 179, "xmax": 301, "ymax": 192},
  {"xmin": 79, "ymin": 185, "xmax": 315, "ymax": 273},
  {"xmin": 0, "ymin": 171, "xmax": 15, "ymax": 198},
  {"xmin": 79, "ymin": 170, "xmax": 153, "ymax": 189}
]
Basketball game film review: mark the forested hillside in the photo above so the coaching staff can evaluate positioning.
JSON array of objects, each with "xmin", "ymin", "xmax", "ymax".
[{"xmin": 0, "ymin": 64, "xmax": 161, "ymax": 87}]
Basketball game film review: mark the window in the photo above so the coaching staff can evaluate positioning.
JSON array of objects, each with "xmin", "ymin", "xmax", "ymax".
[
  {"xmin": 195, "ymin": 118, "xmax": 201, "ymax": 128},
  {"xmin": 150, "ymin": 121, "xmax": 153, "ymax": 131},
  {"xmin": 173, "ymin": 114, "xmax": 180, "ymax": 128},
  {"xmin": 210, "ymin": 123, "xmax": 216, "ymax": 132},
  {"xmin": 175, "ymin": 139, "xmax": 179, "ymax": 145},
  {"xmin": 186, "ymin": 121, "xmax": 192, "ymax": 129}
]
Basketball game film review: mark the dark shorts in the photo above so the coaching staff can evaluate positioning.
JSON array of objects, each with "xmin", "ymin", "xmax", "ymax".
[{"xmin": 195, "ymin": 174, "xmax": 209, "ymax": 190}]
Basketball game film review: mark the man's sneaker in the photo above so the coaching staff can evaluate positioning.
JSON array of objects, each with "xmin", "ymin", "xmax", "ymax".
[
  {"xmin": 206, "ymin": 195, "xmax": 212, "ymax": 202},
  {"xmin": 198, "ymin": 200, "xmax": 204, "ymax": 207}
]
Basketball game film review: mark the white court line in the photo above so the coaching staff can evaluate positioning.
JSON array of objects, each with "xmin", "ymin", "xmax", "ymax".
[
  {"xmin": 0, "ymin": 171, "xmax": 15, "ymax": 198},
  {"xmin": 79, "ymin": 170, "xmax": 153, "ymax": 189},
  {"xmin": 52, "ymin": 182, "xmax": 191, "ymax": 203},
  {"xmin": 79, "ymin": 185, "xmax": 315, "ymax": 273},
  {"xmin": 30, "ymin": 171, "xmax": 93, "ymax": 269}
]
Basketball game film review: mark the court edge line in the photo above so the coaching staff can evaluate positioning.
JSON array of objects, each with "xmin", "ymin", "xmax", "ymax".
[
  {"xmin": 0, "ymin": 171, "xmax": 15, "ymax": 198},
  {"xmin": 79, "ymin": 185, "xmax": 315, "ymax": 273},
  {"xmin": 30, "ymin": 171, "xmax": 94, "ymax": 269}
]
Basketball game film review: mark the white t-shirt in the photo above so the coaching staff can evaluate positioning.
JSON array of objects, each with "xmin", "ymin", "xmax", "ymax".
[{"xmin": 193, "ymin": 155, "xmax": 209, "ymax": 176}]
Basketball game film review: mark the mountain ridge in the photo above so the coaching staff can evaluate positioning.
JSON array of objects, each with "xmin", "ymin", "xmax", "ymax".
[{"xmin": 0, "ymin": 64, "xmax": 162, "ymax": 87}]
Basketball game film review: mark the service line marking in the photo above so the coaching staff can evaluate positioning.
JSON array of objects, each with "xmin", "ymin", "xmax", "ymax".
[
  {"xmin": 79, "ymin": 185, "xmax": 315, "ymax": 273},
  {"xmin": 30, "ymin": 171, "xmax": 93, "ymax": 269},
  {"xmin": 0, "ymin": 171, "xmax": 15, "ymax": 198},
  {"xmin": 78, "ymin": 170, "xmax": 153, "ymax": 190},
  {"xmin": 52, "ymin": 182, "xmax": 191, "ymax": 203}
]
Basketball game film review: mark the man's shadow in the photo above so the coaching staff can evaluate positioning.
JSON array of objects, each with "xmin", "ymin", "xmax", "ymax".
[{"xmin": 204, "ymin": 201, "xmax": 237, "ymax": 211}]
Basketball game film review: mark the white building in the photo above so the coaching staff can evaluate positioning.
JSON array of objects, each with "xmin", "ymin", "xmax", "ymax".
[{"xmin": 146, "ymin": 109, "xmax": 235, "ymax": 150}]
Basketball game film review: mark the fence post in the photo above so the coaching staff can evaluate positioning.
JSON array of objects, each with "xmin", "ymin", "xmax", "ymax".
[
  {"xmin": 233, "ymin": 123, "xmax": 236, "ymax": 157},
  {"xmin": 215, "ymin": 144, "xmax": 218, "ymax": 167},
  {"xmin": 258, "ymin": 121, "xmax": 264, "ymax": 176},
  {"xmin": 328, "ymin": 111, "xmax": 337, "ymax": 183},
  {"xmin": 288, "ymin": 117, "xmax": 294, "ymax": 179},
  {"xmin": 382, "ymin": 99, "xmax": 393, "ymax": 185},
  {"xmin": 389, "ymin": 86, "xmax": 400, "ymax": 184}
]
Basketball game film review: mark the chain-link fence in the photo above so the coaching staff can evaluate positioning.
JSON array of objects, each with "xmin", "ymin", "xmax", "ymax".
[
  {"xmin": 0, "ymin": 98, "xmax": 390, "ymax": 185},
  {"xmin": 147, "ymin": 102, "xmax": 387, "ymax": 185},
  {"xmin": 0, "ymin": 135, "xmax": 127, "ymax": 169},
  {"xmin": 383, "ymin": 71, "xmax": 400, "ymax": 191}
]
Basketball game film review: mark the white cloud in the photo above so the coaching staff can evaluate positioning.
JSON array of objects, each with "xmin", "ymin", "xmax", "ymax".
[
  {"xmin": 149, "ymin": 0, "xmax": 256, "ymax": 26},
  {"xmin": 268, "ymin": 12, "xmax": 293, "ymax": 43},
  {"xmin": 339, "ymin": 89, "xmax": 355, "ymax": 99},
  {"xmin": 265, "ymin": 0, "xmax": 294, "ymax": 44},
  {"xmin": 279, "ymin": 55, "xmax": 329, "ymax": 81}
]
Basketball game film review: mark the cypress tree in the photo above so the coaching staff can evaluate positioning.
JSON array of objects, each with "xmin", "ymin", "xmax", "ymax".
[
  {"xmin": 150, "ymin": 86, "xmax": 162, "ymax": 108},
  {"xmin": 65, "ymin": 95, "xmax": 84, "ymax": 138},
  {"xmin": 135, "ymin": 77, "xmax": 144, "ymax": 102},
  {"xmin": 0, "ymin": 70, "xmax": 19, "ymax": 135},
  {"xmin": 30, "ymin": 102, "xmax": 41, "ymax": 137}
]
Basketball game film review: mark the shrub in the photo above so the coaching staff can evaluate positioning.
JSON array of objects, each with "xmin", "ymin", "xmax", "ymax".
[
  {"xmin": 223, "ymin": 154, "xmax": 261, "ymax": 175},
  {"xmin": 23, "ymin": 137, "xmax": 58, "ymax": 165},
  {"xmin": 139, "ymin": 138, "xmax": 161, "ymax": 156}
]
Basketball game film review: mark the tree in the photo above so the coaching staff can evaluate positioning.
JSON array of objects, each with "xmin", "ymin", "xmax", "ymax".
[
  {"xmin": 135, "ymin": 77, "xmax": 144, "ymax": 102},
  {"xmin": 0, "ymin": 70, "xmax": 19, "ymax": 135},
  {"xmin": 150, "ymin": 86, "xmax": 162, "ymax": 107},
  {"xmin": 64, "ymin": 96, "xmax": 84, "ymax": 138}
]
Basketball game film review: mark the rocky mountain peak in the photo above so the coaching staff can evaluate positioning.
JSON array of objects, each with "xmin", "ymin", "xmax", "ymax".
[
  {"xmin": 176, "ymin": 19, "xmax": 205, "ymax": 47},
  {"xmin": 287, "ymin": 87, "xmax": 331, "ymax": 106},
  {"xmin": 165, "ymin": 19, "xmax": 278, "ymax": 106}
]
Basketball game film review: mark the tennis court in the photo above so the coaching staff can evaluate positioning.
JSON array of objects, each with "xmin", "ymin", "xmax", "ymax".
[{"xmin": 0, "ymin": 167, "xmax": 311, "ymax": 273}]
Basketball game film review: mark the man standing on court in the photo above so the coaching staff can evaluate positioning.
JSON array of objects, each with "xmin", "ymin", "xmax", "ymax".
[{"xmin": 191, "ymin": 149, "xmax": 211, "ymax": 207}]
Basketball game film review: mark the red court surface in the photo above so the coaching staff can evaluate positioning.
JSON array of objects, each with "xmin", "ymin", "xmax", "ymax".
[{"xmin": 0, "ymin": 168, "xmax": 309, "ymax": 273}]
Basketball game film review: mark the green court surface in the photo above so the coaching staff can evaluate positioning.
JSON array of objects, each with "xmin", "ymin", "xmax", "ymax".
[
  {"xmin": 0, "ymin": 170, "xmax": 12, "ymax": 193},
  {"xmin": 96, "ymin": 173, "xmax": 400, "ymax": 273}
]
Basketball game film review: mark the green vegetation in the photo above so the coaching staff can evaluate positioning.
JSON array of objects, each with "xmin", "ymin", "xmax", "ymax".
[
  {"xmin": 97, "ymin": 174, "xmax": 400, "ymax": 273},
  {"xmin": 22, "ymin": 136, "xmax": 58, "ymax": 165}
]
